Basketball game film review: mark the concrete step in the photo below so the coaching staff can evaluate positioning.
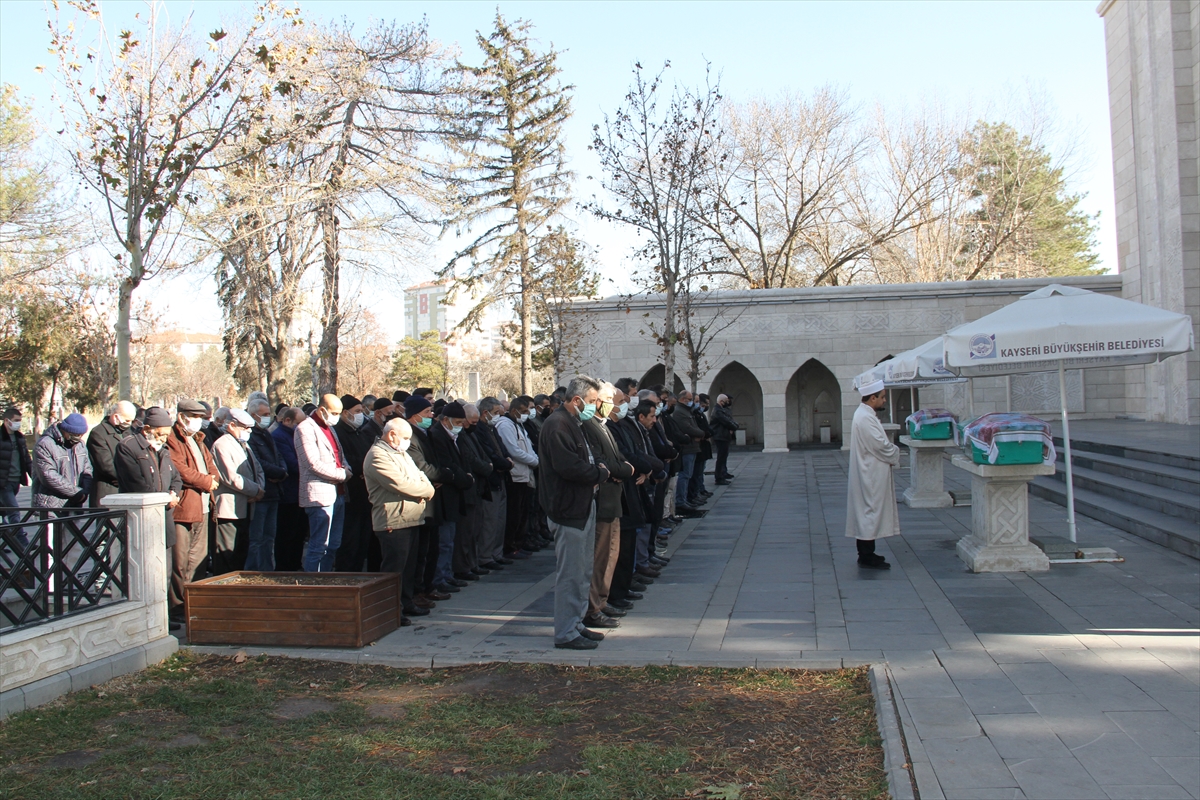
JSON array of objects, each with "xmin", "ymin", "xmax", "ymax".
[
  {"xmin": 1054, "ymin": 435, "xmax": 1200, "ymax": 472},
  {"xmin": 1049, "ymin": 463, "xmax": 1200, "ymax": 523},
  {"xmin": 1057, "ymin": 448, "xmax": 1200, "ymax": 495},
  {"xmin": 1030, "ymin": 476, "xmax": 1200, "ymax": 560}
]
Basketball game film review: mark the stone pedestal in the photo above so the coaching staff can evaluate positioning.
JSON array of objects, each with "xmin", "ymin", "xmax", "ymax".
[
  {"xmin": 881, "ymin": 423, "xmax": 901, "ymax": 446},
  {"xmin": 899, "ymin": 436, "xmax": 954, "ymax": 508},
  {"xmin": 951, "ymin": 456, "xmax": 1053, "ymax": 573}
]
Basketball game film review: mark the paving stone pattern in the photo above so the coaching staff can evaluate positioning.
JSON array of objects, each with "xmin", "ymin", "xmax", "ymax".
[{"xmin": 190, "ymin": 450, "xmax": 1200, "ymax": 800}]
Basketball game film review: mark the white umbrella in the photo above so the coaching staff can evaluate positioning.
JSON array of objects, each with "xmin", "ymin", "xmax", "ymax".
[
  {"xmin": 855, "ymin": 337, "xmax": 970, "ymax": 422},
  {"xmin": 943, "ymin": 283, "xmax": 1194, "ymax": 541}
]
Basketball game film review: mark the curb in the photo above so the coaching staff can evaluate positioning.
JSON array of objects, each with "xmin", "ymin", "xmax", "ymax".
[{"xmin": 869, "ymin": 663, "xmax": 918, "ymax": 800}]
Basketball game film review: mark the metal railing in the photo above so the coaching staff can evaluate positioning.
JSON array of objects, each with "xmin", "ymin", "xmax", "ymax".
[{"xmin": 0, "ymin": 507, "xmax": 129, "ymax": 630}]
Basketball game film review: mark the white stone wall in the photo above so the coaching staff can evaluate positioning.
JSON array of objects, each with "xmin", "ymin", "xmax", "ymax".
[
  {"xmin": 1, "ymin": 494, "xmax": 174, "ymax": 693},
  {"xmin": 1100, "ymin": 0, "xmax": 1200, "ymax": 424},
  {"xmin": 565, "ymin": 276, "xmax": 1126, "ymax": 452}
]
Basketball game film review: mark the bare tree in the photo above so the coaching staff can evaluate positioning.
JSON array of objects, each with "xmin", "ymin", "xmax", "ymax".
[
  {"xmin": 675, "ymin": 270, "xmax": 744, "ymax": 394},
  {"xmin": 589, "ymin": 62, "xmax": 721, "ymax": 383},
  {"xmin": 51, "ymin": 0, "xmax": 297, "ymax": 400}
]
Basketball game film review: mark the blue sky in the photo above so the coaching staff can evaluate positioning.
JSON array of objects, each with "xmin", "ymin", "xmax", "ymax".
[{"xmin": 0, "ymin": 0, "xmax": 1115, "ymax": 333}]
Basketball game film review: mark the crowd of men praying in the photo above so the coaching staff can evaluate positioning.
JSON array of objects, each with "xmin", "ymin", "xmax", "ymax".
[{"xmin": 1, "ymin": 375, "xmax": 743, "ymax": 649}]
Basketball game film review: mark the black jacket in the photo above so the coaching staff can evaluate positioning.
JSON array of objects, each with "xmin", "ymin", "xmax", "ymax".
[
  {"xmin": 710, "ymin": 404, "xmax": 740, "ymax": 442},
  {"xmin": 248, "ymin": 426, "xmax": 289, "ymax": 502},
  {"xmin": 334, "ymin": 420, "xmax": 372, "ymax": 507},
  {"xmin": 582, "ymin": 417, "xmax": 634, "ymax": 520},
  {"xmin": 359, "ymin": 416, "xmax": 384, "ymax": 446},
  {"xmin": 0, "ymin": 425, "xmax": 32, "ymax": 487},
  {"xmin": 537, "ymin": 407, "xmax": 608, "ymax": 529},
  {"xmin": 114, "ymin": 433, "xmax": 183, "ymax": 543},
  {"xmin": 458, "ymin": 426, "xmax": 494, "ymax": 502},
  {"xmin": 610, "ymin": 418, "xmax": 662, "ymax": 526},
  {"xmin": 662, "ymin": 404, "xmax": 702, "ymax": 455},
  {"xmin": 408, "ymin": 426, "xmax": 453, "ymax": 524},
  {"xmin": 473, "ymin": 422, "xmax": 513, "ymax": 491},
  {"xmin": 87, "ymin": 417, "xmax": 132, "ymax": 506},
  {"xmin": 693, "ymin": 405, "xmax": 714, "ymax": 460},
  {"xmin": 428, "ymin": 423, "xmax": 475, "ymax": 523}
]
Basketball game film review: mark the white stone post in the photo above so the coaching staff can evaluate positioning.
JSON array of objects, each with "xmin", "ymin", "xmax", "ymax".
[
  {"xmin": 899, "ymin": 437, "xmax": 954, "ymax": 508},
  {"xmin": 951, "ymin": 456, "xmax": 1052, "ymax": 573},
  {"xmin": 101, "ymin": 493, "xmax": 172, "ymax": 641}
]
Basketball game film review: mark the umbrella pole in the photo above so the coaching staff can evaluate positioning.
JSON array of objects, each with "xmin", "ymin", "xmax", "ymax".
[{"xmin": 1058, "ymin": 361, "xmax": 1077, "ymax": 543}]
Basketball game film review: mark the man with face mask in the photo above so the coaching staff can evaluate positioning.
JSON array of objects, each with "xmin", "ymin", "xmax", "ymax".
[
  {"xmin": 539, "ymin": 375, "xmax": 611, "ymax": 650},
  {"xmin": 0, "ymin": 407, "xmax": 32, "ymax": 524},
  {"xmin": 709, "ymin": 394, "xmax": 739, "ymax": 485},
  {"xmin": 167, "ymin": 399, "xmax": 219, "ymax": 620},
  {"xmin": 427, "ymin": 402, "xmax": 475, "ymax": 594},
  {"xmin": 334, "ymin": 395, "xmax": 376, "ymax": 572},
  {"xmin": 494, "ymin": 395, "xmax": 538, "ymax": 560},
  {"xmin": 211, "ymin": 409, "xmax": 265, "ymax": 574},
  {"xmin": 270, "ymin": 407, "xmax": 308, "ymax": 571},
  {"xmin": 245, "ymin": 398, "xmax": 288, "ymax": 572},
  {"xmin": 295, "ymin": 395, "xmax": 351, "ymax": 572},
  {"xmin": 87, "ymin": 400, "xmax": 137, "ymax": 507},
  {"xmin": 364, "ymin": 418, "xmax": 435, "ymax": 626},
  {"xmin": 404, "ymin": 396, "xmax": 453, "ymax": 606},
  {"xmin": 32, "ymin": 413, "xmax": 93, "ymax": 510}
]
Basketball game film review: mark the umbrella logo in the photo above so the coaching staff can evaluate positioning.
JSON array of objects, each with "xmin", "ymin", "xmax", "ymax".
[{"xmin": 968, "ymin": 333, "xmax": 997, "ymax": 359}]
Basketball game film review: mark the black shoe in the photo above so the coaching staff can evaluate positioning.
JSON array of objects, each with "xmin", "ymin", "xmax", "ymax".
[
  {"xmin": 453, "ymin": 573, "xmax": 477, "ymax": 582},
  {"xmin": 602, "ymin": 604, "xmax": 627, "ymax": 617},
  {"xmin": 667, "ymin": 515, "xmax": 683, "ymax": 524},
  {"xmin": 677, "ymin": 507, "xmax": 702, "ymax": 518},
  {"xmin": 701, "ymin": 490, "xmax": 713, "ymax": 497},
  {"xmin": 495, "ymin": 557, "xmax": 515, "ymax": 565},
  {"xmin": 555, "ymin": 636, "xmax": 598, "ymax": 650},
  {"xmin": 583, "ymin": 614, "xmax": 620, "ymax": 629},
  {"xmin": 650, "ymin": 556, "xmax": 670, "ymax": 566},
  {"xmin": 608, "ymin": 598, "xmax": 634, "ymax": 610},
  {"xmin": 715, "ymin": 480, "xmax": 731, "ymax": 485},
  {"xmin": 169, "ymin": 620, "xmax": 182, "ymax": 631},
  {"xmin": 434, "ymin": 583, "xmax": 461, "ymax": 594},
  {"xmin": 578, "ymin": 627, "xmax": 605, "ymax": 641},
  {"xmin": 400, "ymin": 616, "xmax": 413, "ymax": 627},
  {"xmin": 505, "ymin": 550, "xmax": 531, "ymax": 560},
  {"xmin": 471, "ymin": 567, "xmax": 490, "ymax": 576},
  {"xmin": 725, "ymin": 473, "xmax": 735, "ymax": 479},
  {"xmin": 481, "ymin": 561, "xmax": 504, "ymax": 570},
  {"xmin": 688, "ymin": 497, "xmax": 706, "ymax": 506},
  {"xmin": 405, "ymin": 607, "xmax": 431, "ymax": 617},
  {"xmin": 630, "ymin": 581, "xmax": 648, "ymax": 591},
  {"xmin": 626, "ymin": 590, "xmax": 644, "ymax": 600},
  {"xmin": 636, "ymin": 569, "xmax": 660, "ymax": 581},
  {"xmin": 858, "ymin": 558, "xmax": 891, "ymax": 570}
]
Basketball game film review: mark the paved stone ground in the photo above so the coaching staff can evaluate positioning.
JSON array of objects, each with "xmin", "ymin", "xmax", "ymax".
[{"xmin": 187, "ymin": 449, "xmax": 1199, "ymax": 800}]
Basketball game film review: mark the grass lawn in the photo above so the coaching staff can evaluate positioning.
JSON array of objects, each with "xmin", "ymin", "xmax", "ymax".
[{"xmin": 0, "ymin": 653, "xmax": 887, "ymax": 799}]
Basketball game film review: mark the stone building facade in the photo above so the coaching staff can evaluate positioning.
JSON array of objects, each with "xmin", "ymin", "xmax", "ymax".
[
  {"xmin": 1099, "ymin": 0, "xmax": 1200, "ymax": 424},
  {"xmin": 564, "ymin": 276, "xmax": 1127, "ymax": 453}
]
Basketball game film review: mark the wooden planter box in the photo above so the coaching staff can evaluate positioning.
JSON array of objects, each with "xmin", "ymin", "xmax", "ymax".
[{"xmin": 185, "ymin": 572, "xmax": 400, "ymax": 647}]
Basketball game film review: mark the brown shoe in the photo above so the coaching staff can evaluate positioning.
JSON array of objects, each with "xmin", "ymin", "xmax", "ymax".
[
  {"xmin": 414, "ymin": 596, "xmax": 436, "ymax": 609},
  {"xmin": 428, "ymin": 589, "xmax": 452, "ymax": 601}
]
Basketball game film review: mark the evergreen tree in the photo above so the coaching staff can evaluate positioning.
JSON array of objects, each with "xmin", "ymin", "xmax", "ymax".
[
  {"xmin": 442, "ymin": 14, "xmax": 573, "ymax": 393},
  {"xmin": 387, "ymin": 331, "xmax": 449, "ymax": 394}
]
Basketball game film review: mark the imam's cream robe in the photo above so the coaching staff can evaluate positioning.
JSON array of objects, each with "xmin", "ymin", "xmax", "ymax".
[{"xmin": 845, "ymin": 403, "xmax": 901, "ymax": 541}]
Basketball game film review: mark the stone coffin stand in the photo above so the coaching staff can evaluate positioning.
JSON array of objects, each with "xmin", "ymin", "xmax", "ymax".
[
  {"xmin": 952, "ymin": 455, "xmax": 1054, "ymax": 573},
  {"xmin": 899, "ymin": 436, "xmax": 955, "ymax": 508},
  {"xmin": 185, "ymin": 572, "xmax": 400, "ymax": 648}
]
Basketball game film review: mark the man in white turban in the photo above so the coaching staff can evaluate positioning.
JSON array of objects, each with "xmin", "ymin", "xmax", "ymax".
[{"xmin": 845, "ymin": 379, "xmax": 899, "ymax": 569}]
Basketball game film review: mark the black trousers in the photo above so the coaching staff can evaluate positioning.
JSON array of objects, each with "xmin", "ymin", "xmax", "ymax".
[
  {"xmin": 376, "ymin": 528, "xmax": 418, "ymax": 612},
  {"xmin": 608, "ymin": 523, "xmax": 639, "ymax": 604},
  {"xmin": 335, "ymin": 499, "xmax": 374, "ymax": 572},
  {"xmin": 504, "ymin": 481, "xmax": 531, "ymax": 553},
  {"xmin": 274, "ymin": 502, "xmax": 309, "ymax": 571},
  {"xmin": 856, "ymin": 539, "xmax": 877, "ymax": 561},
  {"xmin": 212, "ymin": 518, "xmax": 249, "ymax": 575},
  {"xmin": 414, "ymin": 520, "xmax": 440, "ymax": 594},
  {"xmin": 714, "ymin": 440, "xmax": 731, "ymax": 480}
]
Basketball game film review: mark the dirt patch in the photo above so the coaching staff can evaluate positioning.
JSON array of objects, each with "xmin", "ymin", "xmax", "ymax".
[
  {"xmin": 269, "ymin": 697, "xmax": 338, "ymax": 720},
  {"xmin": 365, "ymin": 702, "xmax": 408, "ymax": 720},
  {"xmin": 44, "ymin": 749, "xmax": 102, "ymax": 769},
  {"xmin": 157, "ymin": 733, "xmax": 208, "ymax": 749},
  {"xmin": 209, "ymin": 573, "xmax": 375, "ymax": 586}
]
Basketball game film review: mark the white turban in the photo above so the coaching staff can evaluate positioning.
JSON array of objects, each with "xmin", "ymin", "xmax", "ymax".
[{"xmin": 858, "ymin": 379, "xmax": 885, "ymax": 396}]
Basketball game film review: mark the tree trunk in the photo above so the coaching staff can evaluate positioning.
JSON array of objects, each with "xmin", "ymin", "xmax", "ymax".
[
  {"xmin": 519, "ymin": 239, "xmax": 533, "ymax": 393},
  {"xmin": 316, "ymin": 203, "xmax": 340, "ymax": 396},
  {"xmin": 115, "ymin": 278, "xmax": 134, "ymax": 401},
  {"xmin": 662, "ymin": 282, "xmax": 676, "ymax": 388}
]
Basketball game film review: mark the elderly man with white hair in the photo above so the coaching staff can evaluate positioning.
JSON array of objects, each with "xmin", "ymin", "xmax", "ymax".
[
  {"xmin": 708, "ymin": 393, "xmax": 739, "ymax": 485},
  {"xmin": 211, "ymin": 409, "xmax": 265, "ymax": 574},
  {"xmin": 364, "ymin": 418, "xmax": 435, "ymax": 624},
  {"xmin": 245, "ymin": 396, "xmax": 288, "ymax": 571},
  {"xmin": 87, "ymin": 400, "xmax": 137, "ymax": 506}
]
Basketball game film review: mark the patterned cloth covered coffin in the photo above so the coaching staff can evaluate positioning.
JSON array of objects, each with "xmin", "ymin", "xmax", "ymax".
[
  {"xmin": 962, "ymin": 413, "xmax": 1056, "ymax": 465},
  {"xmin": 906, "ymin": 408, "xmax": 959, "ymax": 441}
]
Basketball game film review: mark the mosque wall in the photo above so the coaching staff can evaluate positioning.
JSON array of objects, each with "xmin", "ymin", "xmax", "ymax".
[{"xmin": 565, "ymin": 275, "xmax": 1127, "ymax": 453}]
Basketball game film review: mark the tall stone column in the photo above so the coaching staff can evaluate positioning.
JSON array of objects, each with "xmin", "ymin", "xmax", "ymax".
[
  {"xmin": 102, "ymin": 493, "xmax": 172, "ymax": 640},
  {"xmin": 762, "ymin": 385, "xmax": 789, "ymax": 453}
]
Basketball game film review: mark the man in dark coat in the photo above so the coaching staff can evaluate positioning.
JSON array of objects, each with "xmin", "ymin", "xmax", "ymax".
[
  {"xmin": 270, "ymin": 407, "xmax": 307, "ymax": 570},
  {"xmin": 428, "ymin": 402, "xmax": 475, "ymax": 594},
  {"xmin": 453, "ymin": 404, "xmax": 494, "ymax": 581},
  {"xmin": 690, "ymin": 394, "xmax": 715, "ymax": 502},
  {"xmin": 334, "ymin": 395, "xmax": 374, "ymax": 572},
  {"xmin": 87, "ymin": 400, "xmax": 137, "ymax": 507},
  {"xmin": 709, "ymin": 394, "xmax": 739, "ymax": 484},
  {"xmin": 539, "ymin": 376, "xmax": 609, "ymax": 650},
  {"xmin": 610, "ymin": 398, "xmax": 665, "ymax": 608},
  {"xmin": 246, "ymin": 397, "xmax": 289, "ymax": 571},
  {"xmin": 1, "ymin": 407, "xmax": 34, "ymax": 567},
  {"xmin": 580, "ymin": 384, "xmax": 634, "ymax": 629},
  {"xmin": 405, "ymin": 396, "xmax": 453, "ymax": 609}
]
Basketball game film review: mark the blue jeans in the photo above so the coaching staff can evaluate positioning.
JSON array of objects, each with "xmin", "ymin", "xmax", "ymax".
[
  {"xmin": 634, "ymin": 525, "xmax": 652, "ymax": 570},
  {"xmin": 690, "ymin": 456, "xmax": 708, "ymax": 498},
  {"xmin": 245, "ymin": 500, "xmax": 278, "ymax": 572},
  {"xmin": 435, "ymin": 521, "xmax": 457, "ymax": 586},
  {"xmin": 303, "ymin": 496, "xmax": 345, "ymax": 572},
  {"xmin": 0, "ymin": 482, "xmax": 30, "ymax": 563},
  {"xmin": 674, "ymin": 453, "xmax": 696, "ymax": 505}
]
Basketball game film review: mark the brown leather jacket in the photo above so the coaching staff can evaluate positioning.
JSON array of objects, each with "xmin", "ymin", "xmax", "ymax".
[{"xmin": 166, "ymin": 420, "xmax": 217, "ymax": 525}]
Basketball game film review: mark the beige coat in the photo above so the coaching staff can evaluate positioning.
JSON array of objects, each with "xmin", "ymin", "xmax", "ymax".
[
  {"xmin": 212, "ymin": 434, "xmax": 264, "ymax": 520},
  {"xmin": 845, "ymin": 403, "xmax": 900, "ymax": 541},
  {"xmin": 363, "ymin": 439, "xmax": 435, "ymax": 532}
]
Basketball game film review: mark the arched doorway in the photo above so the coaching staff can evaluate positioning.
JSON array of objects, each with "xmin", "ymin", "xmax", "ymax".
[
  {"xmin": 708, "ymin": 361, "xmax": 764, "ymax": 447},
  {"xmin": 786, "ymin": 359, "xmax": 842, "ymax": 446},
  {"xmin": 638, "ymin": 364, "xmax": 685, "ymax": 395}
]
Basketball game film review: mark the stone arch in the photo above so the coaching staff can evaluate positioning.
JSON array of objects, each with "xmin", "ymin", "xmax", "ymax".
[
  {"xmin": 786, "ymin": 359, "xmax": 842, "ymax": 446},
  {"xmin": 638, "ymin": 364, "xmax": 685, "ymax": 395},
  {"xmin": 708, "ymin": 361, "xmax": 764, "ymax": 446}
]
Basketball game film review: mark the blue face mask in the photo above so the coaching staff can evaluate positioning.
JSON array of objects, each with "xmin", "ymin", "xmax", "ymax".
[
  {"xmin": 416, "ymin": 417, "xmax": 433, "ymax": 430},
  {"xmin": 578, "ymin": 402, "xmax": 597, "ymax": 422}
]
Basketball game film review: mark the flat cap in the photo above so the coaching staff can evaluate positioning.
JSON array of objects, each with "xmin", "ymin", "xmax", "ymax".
[{"xmin": 177, "ymin": 398, "xmax": 206, "ymax": 415}]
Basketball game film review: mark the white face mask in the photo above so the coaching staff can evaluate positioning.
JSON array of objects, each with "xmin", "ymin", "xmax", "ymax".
[
  {"xmin": 615, "ymin": 402, "xmax": 629, "ymax": 420},
  {"xmin": 148, "ymin": 438, "xmax": 163, "ymax": 451},
  {"xmin": 4, "ymin": 419, "xmax": 21, "ymax": 433},
  {"xmin": 201, "ymin": 419, "xmax": 211, "ymax": 430},
  {"xmin": 398, "ymin": 437, "xmax": 412, "ymax": 451},
  {"xmin": 449, "ymin": 423, "xmax": 462, "ymax": 438},
  {"xmin": 257, "ymin": 415, "xmax": 271, "ymax": 428},
  {"xmin": 237, "ymin": 428, "xmax": 251, "ymax": 443},
  {"xmin": 349, "ymin": 412, "xmax": 364, "ymax": 429},
  {"xmin": 184, "ymin": 416, "xmax": 203, "ymax": 434}
]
